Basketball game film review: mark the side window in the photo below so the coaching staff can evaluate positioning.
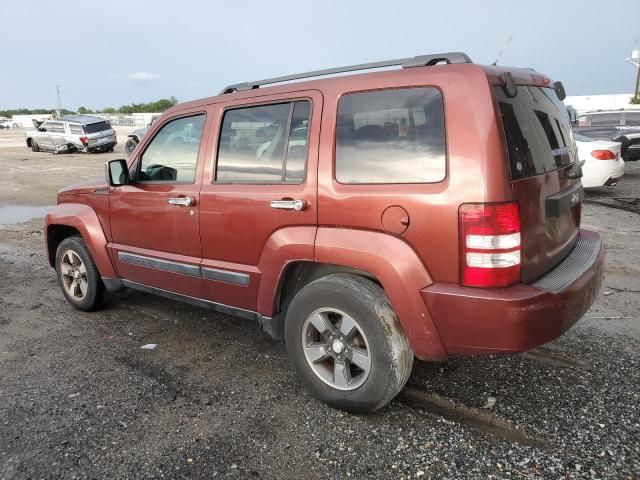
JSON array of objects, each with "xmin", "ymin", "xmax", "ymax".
[
  {"xmin": 138, "ymin": 114, "xmax": 205, "ymax": 183},
  {"xmin": 40, "ymin": 122, "xmax": 52, "ymax": 131},
  {"xmin": 49, "ymin": 122, "xmax": 66, "ymax": 133},
  {"xmin": 215, "ymin": 100, "xmax": 311, "ymax": 183},
  {"xmin": 69, "ymin": 124, "xmax": 84, "ymax": 134},
  {"xmin": 624, "ymin": 112, "xmax": 640, "ymax": 126},
  {"xmin": 335, "ymin": 87, "xmax": 446, "ymax": 184}
]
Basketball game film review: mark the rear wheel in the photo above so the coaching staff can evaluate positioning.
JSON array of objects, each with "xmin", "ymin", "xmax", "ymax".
[
  {"xmin": 55, "ymin": 236, "xmax": 105, "ymax": 311},
  {"xmin": 30, "ymin": 139, "xmax": 39, "ymax": 152},
  {"xmin": 284, "ymin": 274, "xmax": 414, "ymax": 413}
]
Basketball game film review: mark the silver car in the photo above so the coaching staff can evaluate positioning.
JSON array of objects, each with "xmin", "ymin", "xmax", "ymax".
[{"xmin": 25, "ymin": 115, "xmax": 117, "ymax": 153}]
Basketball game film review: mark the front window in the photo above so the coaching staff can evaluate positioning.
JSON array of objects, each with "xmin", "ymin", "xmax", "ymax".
[
  {"xmin": 335, "ymin": 87, "xmax": 446, "ymax": 184},
  {"xmin": 138, "ymin": 115, "xmax": 205, "ymax": 183}
]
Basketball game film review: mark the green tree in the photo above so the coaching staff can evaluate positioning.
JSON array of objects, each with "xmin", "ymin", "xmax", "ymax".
[{"xmin": 77, "ymin": 106, "xmax": 93, "ymax": 114}]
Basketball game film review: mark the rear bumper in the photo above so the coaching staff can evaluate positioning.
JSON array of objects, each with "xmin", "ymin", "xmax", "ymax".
[
  {"xmin": 421, "ymin": 229, "xmax": 604, "ymax": 356},
  {"xmin": 87, "ymin": 141, "xmax": 116, "ymax": 152}
]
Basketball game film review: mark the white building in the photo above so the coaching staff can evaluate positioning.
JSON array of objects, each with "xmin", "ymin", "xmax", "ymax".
[
  {"xmin": 11, "ymin": 114, "xmax": 52, "ymax": 128},
  {"xmin": 564, "ymin": 93, "xmax": 640, "ymax": 113}
]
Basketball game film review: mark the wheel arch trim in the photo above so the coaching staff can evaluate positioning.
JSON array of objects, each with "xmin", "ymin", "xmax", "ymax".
[{"xmin": 45, "ymin": 203, "xmax": 117, "ymax": 278}]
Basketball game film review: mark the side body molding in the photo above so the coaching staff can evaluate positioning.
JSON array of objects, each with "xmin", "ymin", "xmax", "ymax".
[
  {"xmin": 45, "ymin": 203, "xmax": 117, "ymax": 279},
  {"xmin": 315, "ymin": 227, "xmax": 447, "ymax": 361}
]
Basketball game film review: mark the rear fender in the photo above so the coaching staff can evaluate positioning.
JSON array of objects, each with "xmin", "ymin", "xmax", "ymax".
[
  {"xmin": 314, "ymin": 228, "xmax": 446, "ymax": 360},
  {"xmin": 45, "ymin": 203, "xmax": 117, "ymax": 278}
]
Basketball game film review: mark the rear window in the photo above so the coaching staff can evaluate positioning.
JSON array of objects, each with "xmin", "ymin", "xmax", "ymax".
[
  {"xmin": 84, "ymin": 121, "xmax": 111, "ymax": 134},
  {"xmin": 336, "ymin": 87, "xmax": 446, "ymax": 184},
  {"xmin": 495, "ymin": 86, "xmax": 577, "ymax": 180}
]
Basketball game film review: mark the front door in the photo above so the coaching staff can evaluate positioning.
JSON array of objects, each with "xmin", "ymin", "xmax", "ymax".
[
  {"xmin": 199, "ymin": 91, "xmax": 321, "ymax": 311},
  {"xmin": 108, "ymin": 112, "xmax": 208, "ymax": 298},
  {"xmin": 36, "ymin": 122, "xmax": 55, "ymax": 150}
]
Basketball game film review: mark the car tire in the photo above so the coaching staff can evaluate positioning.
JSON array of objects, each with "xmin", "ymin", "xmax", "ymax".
[
  {"xmin": 55, "ymin": 236, "xmax": 106, "ymax": 311},
  {"xmin": 125, "ymin": 138, "xmax": 138, "ymax": 156},
  {"xmin": 284, "ymin": 273, "xmax": 414, "ymax": 413},
  {"xmin": 31, "ymin": 139, "xmax": 39, "ymax": 152}
]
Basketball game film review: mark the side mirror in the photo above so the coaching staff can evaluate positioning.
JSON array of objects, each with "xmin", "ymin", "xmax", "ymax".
[
  {"xmin": 553, "ymin": 81, "xmax": 566, "ymax": 101},
  {"xmin": 105, "ymin": 159, "xmax": 129, "ymax": 186},
  {"xmin": 39, "ymin": 127, "xmax": 46, "ymax": 132}
]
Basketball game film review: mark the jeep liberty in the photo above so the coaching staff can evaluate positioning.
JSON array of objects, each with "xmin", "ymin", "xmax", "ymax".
[{"xmin": 45, "ymin": 52, "xmax": 604, "ymax": 413}]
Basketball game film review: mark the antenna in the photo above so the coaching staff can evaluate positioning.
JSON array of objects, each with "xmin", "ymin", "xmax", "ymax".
[
  {"xmin": 55, "ymin": 85, "xmax": 62, "ymax": 117},
  {"xmin": 492, "ymin": 33, "xmax": 515, "ymax": 66}
]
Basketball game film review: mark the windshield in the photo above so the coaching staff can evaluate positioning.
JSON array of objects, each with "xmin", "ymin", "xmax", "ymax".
[{"xmin": 495, "ymin": 86, "xmax": 578, "ymax": 180}]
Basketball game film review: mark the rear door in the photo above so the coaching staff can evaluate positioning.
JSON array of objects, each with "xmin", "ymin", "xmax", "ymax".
[
  {"xmin": 494, "ymin": 85, "xmax": 581, "ymax": 282},
  {"xmin": 198, "ymin": 91, "xmax": 321, "ymax": 311}
]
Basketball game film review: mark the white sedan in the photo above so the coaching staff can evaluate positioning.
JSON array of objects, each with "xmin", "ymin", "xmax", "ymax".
[{"xmin": 574, "ymin": 133, "xmax": 625, "ymax": 188}]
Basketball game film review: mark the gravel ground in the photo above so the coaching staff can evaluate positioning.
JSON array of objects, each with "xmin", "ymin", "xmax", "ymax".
[{"xmin": 0, "ymin": 130, "xmax": 639, "ymax": 479}]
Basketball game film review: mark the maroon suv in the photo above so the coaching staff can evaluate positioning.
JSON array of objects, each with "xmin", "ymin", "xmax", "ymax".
[{"xmin": 45, "ymin": 52, "xmax": 604, "ymax": 413}]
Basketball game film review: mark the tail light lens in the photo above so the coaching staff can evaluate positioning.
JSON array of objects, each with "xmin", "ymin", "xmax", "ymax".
[
  {"xmin": 459, "ymin": 202, "xmax": 521, "ymax": 288},
  {"xmin": 79, "ymin": 136, "xmax": 89, "ymax": 146},
  {"xmin": 590, "ymin": 149, "xmax": 616, "ymax": 160}
]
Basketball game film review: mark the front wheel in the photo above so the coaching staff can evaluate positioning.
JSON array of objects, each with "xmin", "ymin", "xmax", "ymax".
[
  {"xmin": 30, "ymin": 139, "xmax": 39, "ymax": 152},
  {"xmin": 284, "ymin": 274, "xmax": 414, "ymax": 413},
  {"xmin": 55, "ymin": 236, "xmax": 106, "ymax": 311}
]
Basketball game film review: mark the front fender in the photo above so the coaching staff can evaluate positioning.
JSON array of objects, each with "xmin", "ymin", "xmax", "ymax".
[
  {"xmin": 45, "ymin": 203, "xmax": 117, "ymax": 278},
  {"xmin": 314, "ymin": 227, "xmax": 447, "ymax": 361}
]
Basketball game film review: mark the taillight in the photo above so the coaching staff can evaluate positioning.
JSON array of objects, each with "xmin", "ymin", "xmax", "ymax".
[
  {"xmin": 459, "ymin": 202, "xmax": 521, "ymax": 288},
  {"xmin": 590, "ymin": 149, "xmax": 616, "ymax": 160},
  {"xmin": 79, "ymin": 136, "xmax": 89, "ymax": 146}
]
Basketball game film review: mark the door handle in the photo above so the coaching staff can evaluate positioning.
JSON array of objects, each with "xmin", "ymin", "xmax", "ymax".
[
  {"xmin": 168, "ymin": 196, "xmax": 195, "ymax": 207},
  {"xmin": 270, "ymin": 199, "xmax": 307, "ymax": 211}
]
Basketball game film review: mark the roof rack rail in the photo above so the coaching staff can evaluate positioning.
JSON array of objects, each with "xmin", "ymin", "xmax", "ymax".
[{"xmin": 220, "ymin": 52, "xmax": 472, "ymax": 94}]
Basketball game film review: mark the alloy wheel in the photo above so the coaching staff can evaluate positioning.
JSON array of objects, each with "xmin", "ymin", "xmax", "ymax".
[
  {"xmin": 301, "ymin": 307, "xmax": 371, "ymax": 391},
  {"xmin": 59, "ymin": 250, "xmax": 89, "ymax": 301}
]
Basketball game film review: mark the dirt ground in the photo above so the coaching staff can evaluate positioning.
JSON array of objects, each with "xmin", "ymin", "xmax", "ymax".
[{"xmin": 0, "ymin": 127, "xmax": 638, "ymax": 479}]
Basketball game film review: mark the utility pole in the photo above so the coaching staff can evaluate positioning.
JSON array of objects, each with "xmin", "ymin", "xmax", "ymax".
[
  {"xmin": 55, "ymin": 85, "xmax": 62, "ymax": 117},
  {"xmin": 633, "ymin": 50, "xmax": 640, "ymax": 101}
]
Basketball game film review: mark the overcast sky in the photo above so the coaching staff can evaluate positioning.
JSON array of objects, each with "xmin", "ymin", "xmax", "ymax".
[{"xmin": 1, "ymin": 0, "xmax": 639, "ymax": 110}]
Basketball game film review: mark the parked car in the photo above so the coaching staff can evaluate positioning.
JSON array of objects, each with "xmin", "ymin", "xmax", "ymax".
[
  {"xmin": 125, "ymin": 115, "xmax": 161, "ymax": 155},
  {"xmin": 574, "ymin": 133, "xmax": 625, "ymax": 188},
  {"xmin": 44, "ymin": 52, "xmax": 604, "ymax": 413},
  {"xmin": 0, "ymin": 119, "xmax": 11, "ymax": 129},
  {"xmin": 25, "ymin": 115, "xmax": 117, "ymax": 153},
  {"xmin": 575, "ymin": 109, "xmax": 640, "ymax": 161}
]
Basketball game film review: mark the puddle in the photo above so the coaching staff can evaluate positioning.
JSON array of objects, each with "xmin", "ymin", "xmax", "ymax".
[{"xmin": 0, "ymin": 205, "xmax": 53, "ymax": 225}]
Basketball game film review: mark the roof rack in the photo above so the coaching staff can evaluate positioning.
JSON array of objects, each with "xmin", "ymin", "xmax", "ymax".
[{"xmin": 220, "ymin": 52, "xmax": 472, "ymax": 94}]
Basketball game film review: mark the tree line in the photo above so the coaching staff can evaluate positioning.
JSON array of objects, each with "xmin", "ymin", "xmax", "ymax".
[{"xmin": 0, "ymin": 97, "xmax": 178, "ymax": 118}]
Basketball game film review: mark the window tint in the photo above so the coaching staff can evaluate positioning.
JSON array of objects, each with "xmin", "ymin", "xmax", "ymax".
[
  {"xmin": 69, "ymin": 124, "xmax": 84, "ymax": 134},
  {"xmin": 590, "ymin": 112, "xmax": 622, "ymax": 126},
  {"xmin": 625, "ymin": 112, "xmax": 640, "ymax": 126},
  {"xmin": 335, "ymin": 88, "xmax": 445, "ymax": 184},
  {"xmin": 495, "ymin": 86, "xmax": 577, "ymax": 180},
  {"xmin": 85, "ymin": 121, "xmax": 112, "ymax": 133},
  {"xmin": 216, "ymin": 101, "xmax": 311, "ymax": 183},
  {"xmin": 138, "ymin": 115, "xmax": 205, "ymax": 183}
]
